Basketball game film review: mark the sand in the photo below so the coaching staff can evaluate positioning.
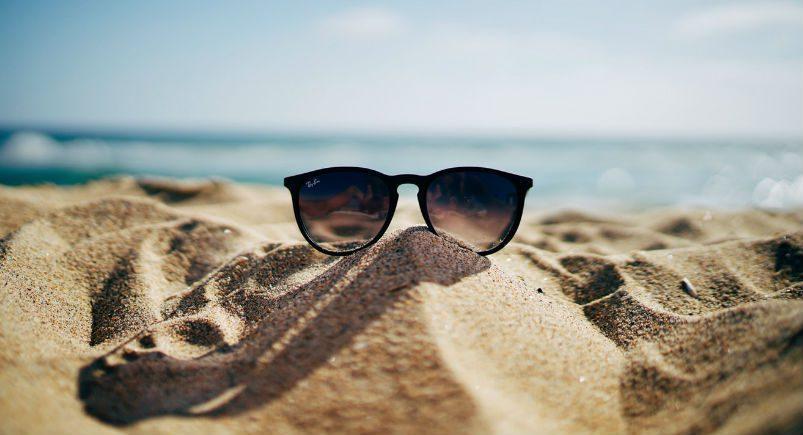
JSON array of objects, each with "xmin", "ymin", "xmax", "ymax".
[{"xmin": 0, "ymin": 176, "xmax": 801, "ymax": 434}]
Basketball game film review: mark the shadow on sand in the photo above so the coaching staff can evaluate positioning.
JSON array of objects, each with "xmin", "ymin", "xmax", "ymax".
[{"xmin": 78, "ymin": 226, "xmax": 490, "ymax": 425}]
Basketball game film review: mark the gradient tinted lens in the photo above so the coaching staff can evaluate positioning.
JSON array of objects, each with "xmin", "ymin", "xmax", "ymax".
[
  {"xmin": 426, "ymin": 171, "xmax": 519, "ymax": 252},
  {"xmin": 298, "ymin": 171, "xmax": 391, "ymax": 252}
]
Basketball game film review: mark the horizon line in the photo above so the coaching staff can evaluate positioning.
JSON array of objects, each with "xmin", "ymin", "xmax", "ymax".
[{"xmin": 1, "ymin": 122, "xmax": 801, "ymax": 143}]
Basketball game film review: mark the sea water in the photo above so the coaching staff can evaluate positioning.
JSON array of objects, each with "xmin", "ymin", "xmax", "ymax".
[{"xmin": 1, "ymin": 129, "xmax": 801, "ymax": 210}]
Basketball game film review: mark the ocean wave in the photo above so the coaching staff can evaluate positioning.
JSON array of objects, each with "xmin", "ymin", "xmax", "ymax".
[{"xmin": 1, "ymin": 130, "xmax": 801, "ymax": 209}]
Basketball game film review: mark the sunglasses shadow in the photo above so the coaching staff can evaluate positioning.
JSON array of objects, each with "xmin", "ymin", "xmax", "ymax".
[{"xmin": 77, "ymin": 226, "xmax": 491, "ymax": 425}]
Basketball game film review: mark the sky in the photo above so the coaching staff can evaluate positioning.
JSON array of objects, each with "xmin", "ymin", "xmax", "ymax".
[{"xmin": 1, "ymin": 0, "xmax": 802, "ymax": 137}]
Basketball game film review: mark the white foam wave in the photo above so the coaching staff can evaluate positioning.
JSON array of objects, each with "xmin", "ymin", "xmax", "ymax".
[
  {"xmin": 752, "ymin": 176, "xmax": 803, "ymax": 209},
  {"xmin": 2, "ymin": 130, "xmax": 801, "ymax": 209}
]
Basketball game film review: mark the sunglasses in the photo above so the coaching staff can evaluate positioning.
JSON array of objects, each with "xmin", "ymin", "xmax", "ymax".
[{"xmin": 284, "ymin": 167, "xmax": 532, "ymax": 256}]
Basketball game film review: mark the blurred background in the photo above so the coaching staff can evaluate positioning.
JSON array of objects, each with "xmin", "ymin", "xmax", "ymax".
[{"xmin": 1, "ymin": 0, "xmax": 801, "ymax": 209}]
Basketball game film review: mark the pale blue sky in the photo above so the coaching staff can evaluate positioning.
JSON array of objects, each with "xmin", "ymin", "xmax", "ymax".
[{"xmin": 1, "ymin": 0, "xmax": 802, "ymax": 137}]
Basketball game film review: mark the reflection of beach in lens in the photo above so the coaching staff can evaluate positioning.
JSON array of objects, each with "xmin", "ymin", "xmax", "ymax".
[
  {"xmin": 426, "ymin": 172, "xmax": 517, "ymax": 251},
  {"xmin": 298, "ymin": 172, "xmax": 390, "ymax": 252}
]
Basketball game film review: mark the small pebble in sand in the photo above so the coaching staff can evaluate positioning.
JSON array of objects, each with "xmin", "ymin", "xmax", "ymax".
[
  {"xmin": 681, "ymin": 278, "xmax": 698, "ymax": 298},
  {"xmin": 579, "ymin": 376, "xmax": 586, "ymax": 383},
  {"xmin": 536, "ymin": 288, "xmax": 544, "ymax": 294},
  {"xmin": 223, "ymin": 228, "xmax": 232, "ymax": 235}
]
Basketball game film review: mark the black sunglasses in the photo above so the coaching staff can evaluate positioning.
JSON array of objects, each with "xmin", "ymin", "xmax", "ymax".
[{"xmin": 284, "ymin": 167, "xmax": 533, "ymax": 256}]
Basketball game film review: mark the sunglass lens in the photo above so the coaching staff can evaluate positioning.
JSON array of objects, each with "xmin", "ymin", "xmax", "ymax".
[
  {"xmin": 298, "ymin": 171, "xmax": 391, "ymax": 252},
  {"xmin": 426, "ymin": 171, "xmax": 519, "ymax": 252}
]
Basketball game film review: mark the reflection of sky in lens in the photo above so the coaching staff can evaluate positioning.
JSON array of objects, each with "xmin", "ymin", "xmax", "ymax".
[
  {"xmin": 428, "ymin": 172, "xmax": 516, "ymax": 211},
  {"xmin": 300, "ymin": 173, "xmax": 375, "ymax": 200}
]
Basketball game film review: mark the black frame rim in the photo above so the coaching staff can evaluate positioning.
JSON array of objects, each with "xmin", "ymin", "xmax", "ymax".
[{"xmin": 284, "ymin": 166, "xmax": 533, "ymax": 256}]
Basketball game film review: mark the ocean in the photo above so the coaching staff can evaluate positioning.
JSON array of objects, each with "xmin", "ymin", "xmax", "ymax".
[{"xmin": 1, "ymin": 128, "xmax": 801, "ymax": 210}]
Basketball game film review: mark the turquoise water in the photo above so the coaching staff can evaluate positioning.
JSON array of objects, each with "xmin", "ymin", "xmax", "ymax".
[{"xmin": 1, "ymin": 128, "xmax": 801, "ymax": 209}]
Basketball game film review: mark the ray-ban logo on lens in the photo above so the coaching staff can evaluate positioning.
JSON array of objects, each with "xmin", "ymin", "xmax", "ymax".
[{"xmin": 305, "ymin": 178, "xmax": 320, "ymax": 188}]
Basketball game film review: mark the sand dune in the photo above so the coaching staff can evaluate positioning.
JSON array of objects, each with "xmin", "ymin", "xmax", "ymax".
[{"xmin": 1, "ymin": 177, "xmax": 801, "ymax": 434}]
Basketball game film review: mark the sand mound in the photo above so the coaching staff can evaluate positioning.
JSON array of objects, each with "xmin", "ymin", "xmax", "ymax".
[
  {"xmin": 79, "ymin": 228, "xmax": 494, "ymax": 430},
  {"xmin": 521, "ymin": 208, "xmax": 802, "ymax": 255},
  {"xmin": 1, "ymin": 179, "xmax": 801, "ymax": 434},
  {"xmin": 135, "ymin": 177, "xmax": 243, "ymax": 205}
]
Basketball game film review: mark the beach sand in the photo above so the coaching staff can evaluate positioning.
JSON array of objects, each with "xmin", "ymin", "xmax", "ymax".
[{"xmin": 1, "ymin": 177, "xmax": 801, "ymax": 434}]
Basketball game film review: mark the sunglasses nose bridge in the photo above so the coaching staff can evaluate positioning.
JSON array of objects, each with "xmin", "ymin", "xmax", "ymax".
[{"xmin": 391, "ymin": 174, "xmax": 424, "ymax": 190}]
